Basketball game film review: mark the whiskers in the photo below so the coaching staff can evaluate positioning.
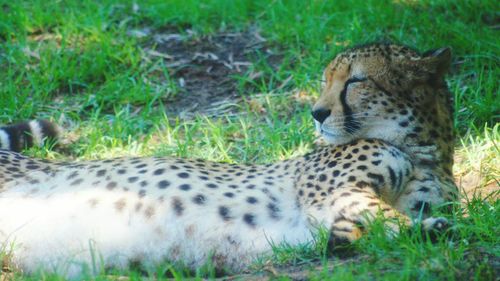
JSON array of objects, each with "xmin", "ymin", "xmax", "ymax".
[
  {"xmin": 321, "ymin": 115, "xmax": 396, "ymax": 137},
  {"xmin": 323, "ymin": 114, "xmax": 384, "ymax": 126},
  {"xmin": 319, "ymin": 110, "xmax": 404, "ymax": 138}
]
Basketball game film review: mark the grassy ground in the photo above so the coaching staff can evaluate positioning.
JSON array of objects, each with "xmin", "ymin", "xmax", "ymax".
[{"xmin": 0, "ymin": 0, "xmax": 498, "ymax": 280}]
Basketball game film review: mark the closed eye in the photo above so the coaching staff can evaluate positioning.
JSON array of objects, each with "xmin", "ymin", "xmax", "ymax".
[{"xmin": 345, "ymin": 77, "xmax": 367, "ymax": 87}]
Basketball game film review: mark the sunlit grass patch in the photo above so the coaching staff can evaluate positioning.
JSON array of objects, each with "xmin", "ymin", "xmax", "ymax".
[{"xmin": 454, "ymin": 124, "xmax": 499, "ymax": 201}]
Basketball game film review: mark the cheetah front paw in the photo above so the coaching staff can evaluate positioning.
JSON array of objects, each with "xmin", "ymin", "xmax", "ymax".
[
  {"xmin": 422, "ymin": 216, "xmax": 449, "ymax": 232},
  {"xmin": 420, "ymin": 217, "xmax": 451, "ymax": 242}
]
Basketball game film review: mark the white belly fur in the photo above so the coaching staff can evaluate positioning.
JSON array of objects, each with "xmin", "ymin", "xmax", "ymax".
[{"xmin": 0, "ymin": 165, "xmax": 313, "ymax": 278}]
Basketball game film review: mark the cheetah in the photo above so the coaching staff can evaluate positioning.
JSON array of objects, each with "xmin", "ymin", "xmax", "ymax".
[{"xmin": 0, "ymin": 43, "xmax": 457, "ymax": 278}]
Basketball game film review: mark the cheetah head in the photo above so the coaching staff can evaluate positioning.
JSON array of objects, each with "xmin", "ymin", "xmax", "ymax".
[{"xmin": 312, "ymin": 43, "xmax": 454, "ymax": 172}]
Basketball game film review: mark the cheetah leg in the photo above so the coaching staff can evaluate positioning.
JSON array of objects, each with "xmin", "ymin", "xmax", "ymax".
[
  {"xmin": 327, "ymin": 187, "xmax": 408, "ymax": 244},
  {"xmin": 326, "ymin": 186, "xmax": 448, "ymax": 246},
  {"xmin": 394, "ymin": 169, "xmax": 458, "ymax": 219}
]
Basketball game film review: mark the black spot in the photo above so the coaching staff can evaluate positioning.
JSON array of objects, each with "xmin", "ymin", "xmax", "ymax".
[
  {"xmin": 106, "ymin": 181, "xmax": 117, "ymax": 190},
  {"xmin": 158, "ymin": 180, "xmax": 170, "ymax": 189},
  {"xmin": 267, "ymin": 203, "xmax": 281, "ymax": 219},
  {"xmin": 206, "ymin": 183, "xmax": 218, "ymax": 189},
  {"xmin": 177, "ymin": 172, "xmax": 189, "ymax": 179},
  {"xmin": 243, "ymin": 213, "xmax": 256, "ymax": 227},
  {"xmin": 333, "ymin": 170, "xmax": 340, "ymax": 177},
  {"xmin": 247, "ymin": 196, "xmax": 258, "ymax": 204},
  {"xmin": 96, "ymin": 170, "xmax": 106, "ymax": 177},
  {"xmin": 318, "ymin": 174, "xmax": 327, "ymax": 182},
  {"xmin": 179, "ymin": 184, "xmax": 191, "ymax": 191},
  {"xmin": 371, "ymin": 160, "xmax": 382, "ymax": 165},
  {"xmin": 140, "ymin": 180, "xmax": 148, "ymax": 187},
  {"xmin": 224, "ymin": 192, "xmax": 235, "ymax": 198},
  {"xmin": 219, "ymin": 206, "xmax": 231, "ymax": 221},
  {"xmin": 154, "ymin": 168, "xmax": 165, "ymax": 175},
  {"xmin": 357, "ymin": 165, "xmax": 368, "ymax": 171},
  {"xmin": 66, "ymin": 171, "xmax": 79, "ymax": 180},
  {"xmin": 347, "ymin": 176, "xmax": 356, "ymax": 182},
  {"xmin": 192, "ymin": 194, "xmax": 206, "ymax": 205},
  {"xmin": 128, "ymin": 176, "xmax": 139, "ymax": 183},
  {"xmin": 117, "ymin": 169, "xmax": 127, "ymax": 174},
  {"xmin": 343, "ymin": 163, "xmax": 351, "ymax": 169},
  {"xmin": 138, "ymin": 189, "xmax": 146, "ymax": 197},
  {"xmin": 358, "ymin": 155, "xmax": 367, "ymax": 161},
  {"xmin": 70, "ymin": 179, "xmax": 84, "ymax": 186},
  {"xmin": 172, "ymin": 198, "xmax": 184, "ymax": 216},
  {"xmin": 328, "ymin": 161, "xmax": 337, "ymax": 168}
]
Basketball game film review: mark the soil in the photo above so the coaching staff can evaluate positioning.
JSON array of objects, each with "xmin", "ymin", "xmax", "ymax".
[{"xmin": 137, "ymin": 27, "xmax": 282, "ymax": 118}]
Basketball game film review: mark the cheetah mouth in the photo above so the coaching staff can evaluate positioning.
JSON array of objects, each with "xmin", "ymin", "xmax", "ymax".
[
  {"xmin": 321, "ymin": 130, "xmax": 341, "ymax": 138},
  {"xmin": 320, "ymin": 127, "xmax": 345, "ymax": 138},
  {"xmin": 321, "ymin": 130, "xmax": 350, "ymax": 141},
  {"xmin": 320, "ymin": 129, "xmax": 354, "ymax": 145}
]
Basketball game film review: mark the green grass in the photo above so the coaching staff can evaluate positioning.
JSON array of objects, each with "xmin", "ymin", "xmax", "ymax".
[{"xmin": 0, "ymin": 0, "xmax": 498, "ymax": 280}]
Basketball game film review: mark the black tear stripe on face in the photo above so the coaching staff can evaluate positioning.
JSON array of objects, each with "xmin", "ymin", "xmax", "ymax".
[{"xmin": 340, "ymin": 77, "xmax": 367, "ymax": 134}]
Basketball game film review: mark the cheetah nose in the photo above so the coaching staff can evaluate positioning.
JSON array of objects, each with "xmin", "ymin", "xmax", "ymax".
[{"xmin": 312, "ymin": 108, "xmax": 331, "ymax": 124}]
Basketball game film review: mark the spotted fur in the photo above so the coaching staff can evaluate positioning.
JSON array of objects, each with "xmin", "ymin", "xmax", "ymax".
[{"xmin": 0, "ymin": 43, "xmax": 457, "ymax": 278}]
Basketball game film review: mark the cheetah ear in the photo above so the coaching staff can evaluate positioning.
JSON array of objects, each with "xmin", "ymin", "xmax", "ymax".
[{"xmin": 420, "ymin": 47, "xmax": 452, "ymax": 78}]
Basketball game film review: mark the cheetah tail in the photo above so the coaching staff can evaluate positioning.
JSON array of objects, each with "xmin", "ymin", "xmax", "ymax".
[{"xmin": 0, "ymin": 119, "xmax": 61, "ymax": 152}]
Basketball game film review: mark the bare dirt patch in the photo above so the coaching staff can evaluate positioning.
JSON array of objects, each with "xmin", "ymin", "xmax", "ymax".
[{"xmin": 135, "ymin": 27, "xmax": 282, "ymax": 118}]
